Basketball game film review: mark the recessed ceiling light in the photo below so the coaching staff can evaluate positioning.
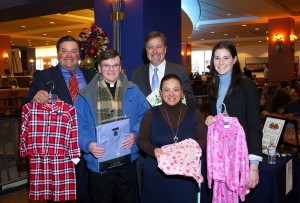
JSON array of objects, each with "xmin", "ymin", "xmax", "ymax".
[
  {"xmin": 50, "ymin": 22, "xmax": 55, "ymax": 24},
  {"xmin": 201, "ymin": 39, "xmax": 204, "ymax": 40},
  {"xmin": 21, "ymin": 25, "xmax": 26, "ymax": 28},
  {"xmin": 242, "ymin": 25, "xmax": 246, "ymax": 27},
  {"xmin": 43, "ymin": 33, "xmax": 47, "ymax": 36},
  {"xmin": 224, "ymin": 34, "xmax": 228, "ymax": 36},
  {"xmin": 210, "ymin": 31, "xmax": 215, "ymax": 34},
  {"xmin": 188, "ymin": 37, "xmax": 191, "ymax": 38},
  {"xmin": 67, "ymin": 30, "xmax": 71, "ymax": 33},
  {"xmin": 265, "ymin": 31, "xmax": 269, "ymax": 34},
  {"xmin": 258, "ymin": 41, "xmax": 262, "ymax": 43},
  {"xmin": 46, "ymin": 40, "xmax": 50, "ymax": 42},
  {"xmin": 255, "ymin": 28, "xmax": 260, "ymax": 30},
  {"xmin": 227, "ymin": 13, "xmax": 231, "ymax": 16},
  {"xmin": 12, "ymin": 44, "xmax": 15, "ymax": 46},
  {"xmin": 236, "ymin": 43, "xmax": 240, "ymax": 46}
]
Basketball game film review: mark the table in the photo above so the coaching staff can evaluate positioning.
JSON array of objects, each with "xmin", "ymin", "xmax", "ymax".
[
  {"xmin": 252, "ymin": 152, "xmax": 300, "ymax": 203},
  {"xmin": 0, "ymin": 88, "xmax": 28, "ymax": 115},
  {"xmin": 268, "ymin": 113, "xmax": 300, "ymax": 152},
  {"xmin": 257, "ymin": 83, "xmax": 280, "ymax": 90}
]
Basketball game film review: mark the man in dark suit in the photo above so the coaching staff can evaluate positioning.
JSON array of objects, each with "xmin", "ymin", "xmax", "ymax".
[
  {"xmin": 131, "ymin": 31, "xmax": 196, "ymax": 106},
  {"xmin": 131, "ymin": 31, "xmax": 196, "ymax": 201},
  {"xmin": 23, "ymin": 35, "xmax": 96, "ymax": 203}
]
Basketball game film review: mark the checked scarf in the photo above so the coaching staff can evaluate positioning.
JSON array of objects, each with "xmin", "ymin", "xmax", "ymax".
[{"xmin": 97, "ymin": 77, "xmax": 123, "ymax": 125}]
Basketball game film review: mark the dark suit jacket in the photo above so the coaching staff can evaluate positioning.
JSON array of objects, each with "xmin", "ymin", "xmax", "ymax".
[
  {"xmin": 131, "ymin": 61, "xmax": 196, "ymax": 106},
  {"xmin": 209, "ymin": 77, "xmax": 262, "ymax": 157},
  {"xmin": 23, "ymin": 65, "xmax": 96, "ymax": 105}
]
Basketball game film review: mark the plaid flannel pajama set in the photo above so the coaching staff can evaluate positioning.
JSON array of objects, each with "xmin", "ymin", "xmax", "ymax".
[{"xmin": 20, "ymin": 100, "xmax": 80, "ymax": 201}]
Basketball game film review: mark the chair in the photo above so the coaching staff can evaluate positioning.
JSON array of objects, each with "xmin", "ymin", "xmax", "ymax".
[
  {"xmin": 0, "ymin": 115, "xmax": 22, "ymax": 183},
  {"xmin": 0, "ymin": 90, "xmax": 12, "ymax": 115}
]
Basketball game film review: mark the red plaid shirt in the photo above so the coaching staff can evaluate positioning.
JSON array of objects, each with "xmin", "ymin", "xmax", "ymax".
[{"xmin": 20, "ymin": 99, "xmax": 80, "ymax": 158}]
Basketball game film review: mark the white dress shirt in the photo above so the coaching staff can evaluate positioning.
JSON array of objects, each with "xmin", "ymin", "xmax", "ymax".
[{"xmin": 149, "ymin": 60, "xmax": 166, "ymax": 91}]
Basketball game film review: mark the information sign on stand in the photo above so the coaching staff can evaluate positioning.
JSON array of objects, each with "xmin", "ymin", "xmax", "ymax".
[{"xmin": 262, "ymin": 116, "xmax": 287, "ymax": 152}]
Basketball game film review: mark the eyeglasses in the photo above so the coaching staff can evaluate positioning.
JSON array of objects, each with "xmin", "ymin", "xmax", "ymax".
[
  {"xmin": 59, "ymin": 49, "xmax": 79, "ymax": 55},
  {"xmin": 101, "ymin": 64, "xmax": 120, "ymax": 69}
]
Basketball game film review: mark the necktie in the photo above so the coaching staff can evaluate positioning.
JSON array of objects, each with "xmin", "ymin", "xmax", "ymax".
[
  {"xmin": 151, "ymin": 68, "xmax": 159, "ymax": 91},
  {"xmin": 69, "ymin": 71, "xmax": 79, "ymax": 103}
]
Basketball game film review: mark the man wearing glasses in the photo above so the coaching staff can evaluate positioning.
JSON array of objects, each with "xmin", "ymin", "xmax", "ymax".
[
  {"xmin": 23, "ymin": 35, "xmax": 96, "ymax": 203},
  {"xmin": 74, "ymin": 49, "xmax": 149, "ymax": 203}
]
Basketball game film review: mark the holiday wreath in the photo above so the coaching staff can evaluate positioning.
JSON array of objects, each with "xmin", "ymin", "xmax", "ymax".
[{"xmin": 78, "ymin": 24, "xmax": 110, "ymax": 72}]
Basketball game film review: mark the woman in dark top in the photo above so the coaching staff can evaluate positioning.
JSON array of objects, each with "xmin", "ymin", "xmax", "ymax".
[
  {"xmin": 205, "ymin": 40, "xmax": 262, "ymax": 202},
  {"xmin": 137, "ymin": 74, "xmax": 207, "ymax": 203}
]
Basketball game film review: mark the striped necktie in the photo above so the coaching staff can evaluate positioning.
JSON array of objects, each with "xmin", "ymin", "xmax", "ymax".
[
  {"xmin": 151, "ymin": 68, "xmax": 159, "ymax": 91},
  {"xmin": 69, "ymin": 71, "xmax": 79, "ymax": 103}
]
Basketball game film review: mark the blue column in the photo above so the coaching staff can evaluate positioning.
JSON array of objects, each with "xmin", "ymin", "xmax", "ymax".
[{"xmin": 94, "ymin": 0, "xmax": 182, "ymax": 79}]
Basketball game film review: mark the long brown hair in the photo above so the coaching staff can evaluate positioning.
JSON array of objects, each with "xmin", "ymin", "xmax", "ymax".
[{"xmin": 209, "ymin": 40, "xmax": 242, "ymax": 98}]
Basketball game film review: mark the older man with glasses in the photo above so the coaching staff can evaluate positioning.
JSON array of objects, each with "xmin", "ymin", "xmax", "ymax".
[{"xmin": 74, "ymin": 49, "xmax": 150, "ymax": 203}]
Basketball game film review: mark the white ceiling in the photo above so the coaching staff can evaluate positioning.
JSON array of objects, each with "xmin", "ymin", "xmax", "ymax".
[
  {"xmin": 0, "ymin": 0, "xmax": 300, "ymax": 49},
  {"xmin": 186, "ymin": 0, "xmax": 300, "ymax": 48}
]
